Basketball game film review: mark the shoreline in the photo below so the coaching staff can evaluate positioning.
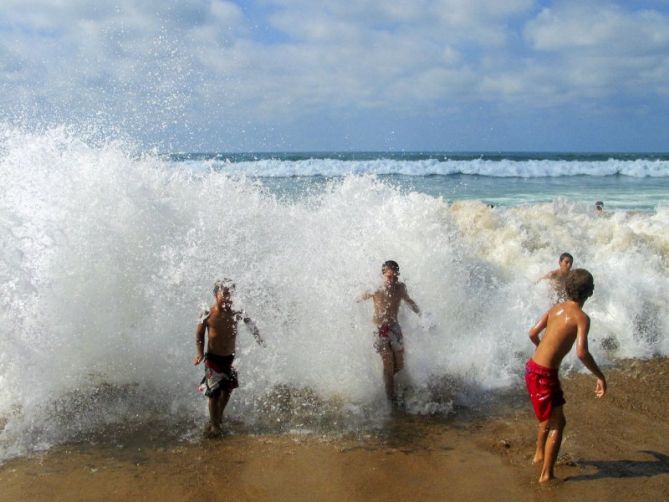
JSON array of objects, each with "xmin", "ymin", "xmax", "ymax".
[{"xmin": 1, "ymin": 358, "xmax": 667, "ymax": 501}]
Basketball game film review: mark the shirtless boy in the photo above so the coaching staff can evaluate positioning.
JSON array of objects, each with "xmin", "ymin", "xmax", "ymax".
[
  {"xmin": 539, "ymin": 252, "xmax": 574, "ymax": 300},
  {"xmin": 525, "ymin": 268, "xmax": 606, "ymax": 483},
  {"xmin": 193, "ymin": 279, "xmax": 265, "ymax": 435},
  {"xmin": 359, "ymin": 260, "xmax": 420, "ymax": 405}
]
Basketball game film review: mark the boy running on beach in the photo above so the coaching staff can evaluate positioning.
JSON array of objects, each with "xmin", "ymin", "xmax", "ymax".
[
  {"xmin": 359, "ymin": 260, "xmax": 420, "ymax": 405},
  {"xmin": 525, "ymin": 268, "xmax": 606, "ymax": 483},
  {"xmin": 193, "ymin": 279, "xmax": 265, "ymax": 436},
  {"xmin": 539, "ymin": 252, "xmax": 574, "ymax": 300}
]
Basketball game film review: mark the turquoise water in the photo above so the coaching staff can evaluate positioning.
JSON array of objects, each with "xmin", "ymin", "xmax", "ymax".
[{"xmin": 255, "ymin": 173, "xmax": 669, "ymax": 211}]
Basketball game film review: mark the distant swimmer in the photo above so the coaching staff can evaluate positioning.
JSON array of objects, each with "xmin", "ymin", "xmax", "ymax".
[
  {"xmin": 595, "ymin": 201, "xmax": 604, "ymax": 215},
  {"xmin": 358, "ymin": 260, "xmax": 421, "ymax": 407},
  {"xmin": 193, "ymin": 279, "xmax": 266, "ymax": 436},
  {"xmin": 538, "ymin": 252, "xmax": 573, "ymax": 300},
  {"xmin": 525, "ymin": 269, "xmax": 606, "ymax": 483}
]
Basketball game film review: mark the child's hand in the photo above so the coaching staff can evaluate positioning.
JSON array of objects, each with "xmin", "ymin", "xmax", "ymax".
[
  {"xmin": 595, "ymin": 378, "xmax": 606, "ymax": 398},
  {"xmin": 193, "ymin": 354, "xmax": 204, "ymax": 365}
]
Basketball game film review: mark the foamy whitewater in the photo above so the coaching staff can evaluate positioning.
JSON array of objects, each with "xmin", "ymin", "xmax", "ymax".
[{"xmin": 1, "ymin": 126, "xmax": 668, "ymax": 460}]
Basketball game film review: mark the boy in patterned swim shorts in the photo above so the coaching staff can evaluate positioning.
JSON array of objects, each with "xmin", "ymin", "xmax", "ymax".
[
  {"xmin": 193, "ymin": 279, "xmax": 266, "ymax": 436},
  {"xmin": 359, "ymin": 260, "xmax": 420, "ymax": 406},
  {"xmin": 526, "ymin": 268, "xmax": 606, "ymax": 483}
]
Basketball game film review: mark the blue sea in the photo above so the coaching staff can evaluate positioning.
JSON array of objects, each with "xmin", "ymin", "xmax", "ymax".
[
  {"xmin": 170, "ymin": 150, "xmax": 669, "ymax": 210},
  {"xmin": 1, "ymin": 126, "xmax": 668, "ymax": 460}
]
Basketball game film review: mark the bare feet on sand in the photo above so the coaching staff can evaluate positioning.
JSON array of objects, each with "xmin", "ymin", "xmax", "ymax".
[{"xmin": 204, "ymin": 422, "xmax": 222, "ymax": 438}]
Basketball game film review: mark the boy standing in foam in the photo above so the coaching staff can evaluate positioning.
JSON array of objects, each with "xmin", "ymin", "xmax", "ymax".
[
  {"xmin": 525, "ymin": 268, "xmax": 607, "ymax": 483},
  {"xmin": 193, "ymin": 279, "xmax": 265, "ymax": 436},
  {"xmin": 359, "ymin": 260, "xmax": 420, "ymax": 406},
  {"xmin": 539, "ymin": 252, "xmax": 574, "ymax": 300}
]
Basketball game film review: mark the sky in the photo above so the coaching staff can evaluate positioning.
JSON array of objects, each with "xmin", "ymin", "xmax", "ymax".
[{"xmin": 1, "ymin": 0, "xmax": 668, "ymax": 152}]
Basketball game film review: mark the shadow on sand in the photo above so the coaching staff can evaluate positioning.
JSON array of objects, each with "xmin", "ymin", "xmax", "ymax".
[{"xmin": 567, "ymin": 451, "xmax": 669, "ymax": 481}]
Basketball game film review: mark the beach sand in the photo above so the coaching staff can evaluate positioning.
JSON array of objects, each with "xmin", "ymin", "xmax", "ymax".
[{"xmin": 1, "ymin": 358, "xmax": 667, "ymax": 501}]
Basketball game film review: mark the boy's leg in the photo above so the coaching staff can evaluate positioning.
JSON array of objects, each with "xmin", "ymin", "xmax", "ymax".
[
  {"xmin": 539, "ymin": 406, "xmax": 566, "ymax": 483},
  {"xmin": 393, "ymin": 350, "xmax": 404, "ymax": 373},
  {"xmin": 207, "ymin": 395, "xmax": 222, "ymax": 433},
  {"xmin": 217, "ymin": 390, "xmax": 232, "ymax": 424},
  {"xmin": 380, "ymin": 350, "xmax": 396, "ymax": 401},
  {"xmin": 533, "ymin": 420, "xmax": 550, "ymax": 464}
]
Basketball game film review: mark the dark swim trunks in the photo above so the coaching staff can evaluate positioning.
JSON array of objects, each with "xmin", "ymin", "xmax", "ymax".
[
  {"xmin": 199, "ymin": 353, "xmax": 239, "ymax": 398},
  {"xmin": 373, "ymin": 322, "xmax": 404, "ymax": 353},
  {"xmin": 525, "ymin": 359, "xmax": 566, "ymax": 422}
]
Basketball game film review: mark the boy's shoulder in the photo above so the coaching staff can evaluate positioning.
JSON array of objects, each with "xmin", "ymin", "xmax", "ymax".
[
  {"xmin": 550, "ymin": 300, "xmax": 588, "ymax": 320},
  {"xmin": 199, "ymin": 305, "xmax": 213, "ymax": 324}
]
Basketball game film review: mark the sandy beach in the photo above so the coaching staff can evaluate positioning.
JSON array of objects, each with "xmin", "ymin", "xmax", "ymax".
[{"xmin": 1, "ymin": 358, "xmax": 667, "ymax": 502}]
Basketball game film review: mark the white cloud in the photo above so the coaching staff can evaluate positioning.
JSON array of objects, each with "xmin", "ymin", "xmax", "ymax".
[
  {"xmin": 511, "ymin": 2, "xmax": 669, "ymax": 101},
  {"xmin": 210, "ymin": 0, "xmax": 244, "ymax": 23},
  {"xmin": 525, "ymin": 2, "xmax": 669, "ymax": 54}
]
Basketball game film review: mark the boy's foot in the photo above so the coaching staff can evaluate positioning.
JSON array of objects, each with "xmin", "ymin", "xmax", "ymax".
[
  {"xmin": 538, "ymin": 475, "xmax": 563, "ymax": 485},
  {"xmin": 203, "ymin": 422, "xmax": 223, "ymax": 438},
  {"xmin": 391, "ymin": 396, "xmax": 406, "ymax": 413}
]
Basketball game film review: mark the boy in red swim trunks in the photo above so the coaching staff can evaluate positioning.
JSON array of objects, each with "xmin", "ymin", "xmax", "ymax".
[
  {"xmin": 193, "ymin": 279, "xmax": 266, "ymax": 436},
  {"xmin": 526, "ymin": 268, "xmax": 606, "ymax": 483},
  {"xmin": 359, "ymin": 260, "xmax": 420, "ymax": 406}
]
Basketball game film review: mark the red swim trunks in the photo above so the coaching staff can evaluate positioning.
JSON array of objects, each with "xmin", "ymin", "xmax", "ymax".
[{"xmin": 525, "ymin": 359, "xmax": 566, "ymax": 422}]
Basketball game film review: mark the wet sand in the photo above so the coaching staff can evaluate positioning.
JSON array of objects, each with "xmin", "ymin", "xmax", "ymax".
[{"xmin": 1, "ymin": 358, "xmax": 667, "ymax": 501}]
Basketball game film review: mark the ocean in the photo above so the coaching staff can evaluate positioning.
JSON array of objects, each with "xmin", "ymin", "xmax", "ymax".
[{"xmin": 1, "ymin": 126, "xmax": 668, "ymax": 461}]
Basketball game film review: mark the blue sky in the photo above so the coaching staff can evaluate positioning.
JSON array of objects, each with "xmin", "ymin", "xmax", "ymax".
[{"xmin": 1, "ymin": 0, "xmax": 668, "ymax": 152}]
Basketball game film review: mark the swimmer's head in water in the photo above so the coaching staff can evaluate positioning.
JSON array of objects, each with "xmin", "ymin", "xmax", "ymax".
[
  {"xmin": 382, "ymin": 260, "xmax": 400, "ymax": 275},
  {"xmin": 213, "ymin": 278, "xmax": 235, "ymax": 295},
  {"xmin": 565, "ymin": 268, "xmax": 594, "ymax": 302},
  {"xmin": 595, "ymin": 201, "xmax": 604, "ymax": 210},
  {"xmin": 559, "ymin": 252, "xmax": 574, "ymax": 267}
]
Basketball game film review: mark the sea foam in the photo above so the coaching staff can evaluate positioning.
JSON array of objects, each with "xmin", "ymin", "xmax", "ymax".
[{"xmin": 184, "ymin": 157, "xmax": 669, "ymax": 178}]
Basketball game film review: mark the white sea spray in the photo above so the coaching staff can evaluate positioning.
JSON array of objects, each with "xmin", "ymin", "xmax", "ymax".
[{"xmin": 1, "ymin": 126, "xmax": 667, "ymax": 459}]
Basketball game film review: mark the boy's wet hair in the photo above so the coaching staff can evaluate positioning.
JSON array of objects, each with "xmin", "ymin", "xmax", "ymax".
[
  {"xmin": 565, "ymin": 269, "xmax": 594, "ymax": 302},
  {"xmin": 559, "ymin": 252, "xmax": 574, "ymax": 263},
  {"xmin": 213, "ymin": 278, "xmax": 235, "ymax": 295},
  {"xmin": 382, "ymin": 260, "xmax": 400, "ymax": 274}
]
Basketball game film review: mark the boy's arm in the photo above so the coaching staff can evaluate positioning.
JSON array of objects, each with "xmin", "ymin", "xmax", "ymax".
[
  {"xmin": 528, "ymin": 311, "xmax": 549, "ymax": 346},
  {"xmin": 536, "ymin": 270, "xmax": 555, "ymax": 284},
  {"xmin": 402, "ymin": 285, "xmax": 420, "ymax": 315},
  {"xmin": 357, "ymin": 291, "xmax": 373, "ymax": 302},
  {"xmin": 575, "ymin": 314, "xmax": 607, "ymax": 397},
  {"xmin": 193, "ymin": 321, "xmax": 206, "ymax": 365},
  {"xmin": 243, "ymin": 316, "xmax": 267, "ymax": 347}
]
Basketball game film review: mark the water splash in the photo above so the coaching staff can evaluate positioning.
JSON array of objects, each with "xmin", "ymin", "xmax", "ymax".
[{"xmin": 1, "ymin": 126, "xmax": 667, "ymax": 459}]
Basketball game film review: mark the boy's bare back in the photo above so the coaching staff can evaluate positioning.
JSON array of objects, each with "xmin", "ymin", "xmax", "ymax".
[{"xmin": 529, "ymin": 301, "xmax": 590, "ymax": 369}]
